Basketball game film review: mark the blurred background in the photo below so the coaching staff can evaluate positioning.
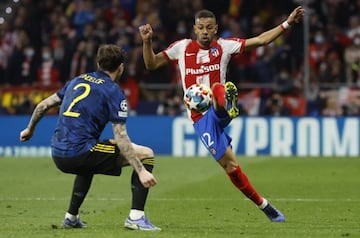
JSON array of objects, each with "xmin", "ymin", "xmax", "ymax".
[{"xmin": 1, "ymin": 0, "xmax": 360, "ymax": 117}]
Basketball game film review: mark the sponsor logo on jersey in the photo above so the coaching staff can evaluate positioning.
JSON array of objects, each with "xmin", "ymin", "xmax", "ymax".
[{"xmin": 185, "ymin": 64, "xmax": 220, "ymax": 75}]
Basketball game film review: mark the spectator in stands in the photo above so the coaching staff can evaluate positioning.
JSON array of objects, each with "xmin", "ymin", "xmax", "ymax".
[
  {"xmin": 52, "ymin": 37, "xmax": 72, "ymax": 84},
  {"xmin": 118, "ymin": 74, "xmax": 140, "ymax": 114},
  {"xmin": 140, "ymin": 56, "xmax": 173, "ymax": 102},
  {"xmin": 318, "ymin": 49, "xmax": 345, "ymax": 85},
  {"xmin": 344, "ymin": 34, "xmax": 360, "ymax": 85},
  {"xmin": 14, "ymin": 94, "xmax": 34, "ymax": 114},
  {"xmin": 108, "ymin": 16, "xmax": 134, "ymax": 50},
  {"xmin": 103, "ymin": 0, "xmax": 132, "ymax": 26},
  {"xmin": 132, "ymin": 1, "xmax": 161, "ymax": 29},
  {"xmin": 3, "ymin": 0, "xmax": 360, "ymax": 116},
  {"xmin": 308, "ymin": 29, "xmax": 332, "ymax": 75},
  {"xmin": 321, "ymin": 94, "xmax": 343, "ymax": 116},
  {"xmin": 36, "ymin": 45, "xmax": 60, "ymax": 88},
  {"xmin": 274, "ymin": 67, "xmax": 294, "ymax": 95},
  {"xmin": 0, "ymin": 33, "xmax": 7, "ymax": 85},
  {"xmin": 7, "ymin": 42, "xmax": 38, "ymax": 86},
  {"xmin": 157, "ymin": 93, "xmax": 185, "ymax": 116},
  {"xmin": 346, "ymin": 15, "xmax": 360, "ymax": 39},
  {"xmin": 72, "ymin": 0, "xmax": 96, "ymax": 38},
  {"xmin": 69, "ymin": 40, "xmax": 96, "ymax": 79},
  {"xmin": 263, "ymin": 93, "xmax": 290, "ymax": 116}
]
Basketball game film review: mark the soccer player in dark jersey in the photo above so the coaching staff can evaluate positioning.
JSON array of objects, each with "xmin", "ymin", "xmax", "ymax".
[
  {"xmin": 139, "ymin": 7, "xmax": 304, "ymax": 222},
  {"xmin": 19, "ymin": 44, "xmax": 160, "ymax": 231}
]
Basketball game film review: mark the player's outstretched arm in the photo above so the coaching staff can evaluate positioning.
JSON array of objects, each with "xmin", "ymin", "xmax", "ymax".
[
  {"xmin": 138, "ymin": 24, "xmax": 167, "ymax": 70},
  {"xmin": 112, "ymin": 123, "xmax": 157, "ymax": 188},
  {"xmin": 244, "ymin": 6, "xmax": 305, "ymax": 51},
  {"xmin": 19, "ymin": 93, "xmax": 62, "ymax": 142}
]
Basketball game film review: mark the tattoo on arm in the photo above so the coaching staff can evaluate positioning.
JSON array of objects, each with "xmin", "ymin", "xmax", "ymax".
[
  {"xmin": 112, "ymin": 123, "xmax": 144, "ymax": 173},
  {"xmin": 27, "ymin": 94, "xmax": 61, "ymax": 131}
]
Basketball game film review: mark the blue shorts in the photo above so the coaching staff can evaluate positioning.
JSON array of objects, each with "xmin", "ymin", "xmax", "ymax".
[{"xmin": 193, "ymin": 106, "xmax": 233, "ymax": 161}]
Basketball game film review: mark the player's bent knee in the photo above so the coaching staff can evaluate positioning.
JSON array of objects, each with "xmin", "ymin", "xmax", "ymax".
[
  {"xmin": 141, "ymin": 146, "xmax": 154, "ymax": 159},
  {"xmin": 218, "ymin": 154, "xmax": 239, "ymax": 173},
  {"xmin": 134, "ymin": 144, "xmax": 154, "ymax": 160},
  {"xmin": 137, "ymin": 146, "xmax": 155, "ymax": 167}
]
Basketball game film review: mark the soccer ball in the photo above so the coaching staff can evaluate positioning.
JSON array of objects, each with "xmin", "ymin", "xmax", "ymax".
[{"xmin": 183, "ymin": 83, "xmax": 213, "ymax": 113}]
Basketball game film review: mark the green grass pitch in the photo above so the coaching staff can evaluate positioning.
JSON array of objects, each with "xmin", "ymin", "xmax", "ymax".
[{"xmin": 0, "ymin": 156, "xmax": 359, "ymax": 238}]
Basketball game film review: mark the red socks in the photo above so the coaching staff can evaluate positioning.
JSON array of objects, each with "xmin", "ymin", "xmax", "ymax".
[
  {"xmin": 227, "ymin": 165, "xmax": 263, "ymax": 206},
  {"xmin": 212, "ymin": 83, "xmax": 225, "ymax": 107},
  {"xmin": 213, "ymin": 83, "xmax": 263, "ymax": 206}
]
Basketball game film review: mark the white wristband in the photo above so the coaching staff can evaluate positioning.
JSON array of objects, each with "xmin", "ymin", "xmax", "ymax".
[{"xmin": 281, "ymin": 21, "xmax": 290, "ymax": 30}]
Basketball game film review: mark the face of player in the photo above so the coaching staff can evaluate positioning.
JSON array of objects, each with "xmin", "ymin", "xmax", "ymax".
[{"xmin": 193, "ymin": 17, "xmax": 218, "ymax": 48}]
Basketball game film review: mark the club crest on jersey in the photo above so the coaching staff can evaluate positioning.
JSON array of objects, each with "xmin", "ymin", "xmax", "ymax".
[
  {"xmin": 210, "ymin": 47, "xmax": 219, "ymax": 57},
  {"xmin": 210, "ymin": 147, "xmax": 217, "ymax": 155}
]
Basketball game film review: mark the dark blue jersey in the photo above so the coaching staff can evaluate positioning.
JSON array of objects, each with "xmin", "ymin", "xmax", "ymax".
[{"xmin": 51, "ymin": 70, "xmax": 128, "ymax": 158}]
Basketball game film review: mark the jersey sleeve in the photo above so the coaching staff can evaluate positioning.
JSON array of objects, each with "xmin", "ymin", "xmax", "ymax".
[
  {"xmin": 163, "ymin": 39, "xmax": 191, "ymax": 61},
  {"xmin": 107, "ymin": 86, "xmax": 128, "ymax": 124},
  {"xmin": 218, "ymin": 38, "xmax": 246, "ymax": 55},
  {"xmin": 56, "ymin": 80, "xmax": 71, "ymax": 100}
]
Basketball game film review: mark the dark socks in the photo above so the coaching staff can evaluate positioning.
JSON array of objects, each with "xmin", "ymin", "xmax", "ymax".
[
  {"xmin": 68, "ymin": 174, "xmax": 93, "ymax": 215},
  {"xmin": 131, "ymin": 158, "xmax": 154, "ymax": 210}
]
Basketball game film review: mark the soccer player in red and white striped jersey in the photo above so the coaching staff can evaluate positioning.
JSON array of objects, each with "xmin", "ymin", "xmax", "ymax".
[{"xmin": 139, "ymin": 6, "xmax": 304, "ymax": 222}]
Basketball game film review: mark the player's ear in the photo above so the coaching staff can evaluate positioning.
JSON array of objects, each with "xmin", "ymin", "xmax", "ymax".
[{"xmin": 118, "ymin": 63, "xmax": 124, "ymax": 75}]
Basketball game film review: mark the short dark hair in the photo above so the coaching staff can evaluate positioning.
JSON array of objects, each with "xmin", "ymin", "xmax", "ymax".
[
  {"xmin": 194, "ymin": 9, "xmax": 216, "ymax": 23},
  {"xmin": 96, "ymin": 44, "xmax": 126, "ymax": 72}
]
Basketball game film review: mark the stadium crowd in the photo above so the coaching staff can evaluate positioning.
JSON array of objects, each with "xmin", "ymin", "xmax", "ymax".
[{"xmin": 1, "ymin": 0, "xmax": 360, "ymax": 116}]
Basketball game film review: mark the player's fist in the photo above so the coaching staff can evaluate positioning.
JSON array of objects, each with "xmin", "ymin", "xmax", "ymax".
[
  {"xmin": 138, "ymin": 169, "xmax": 157, "ymax": 188},
  {"xmin": 138, "ymin": 24, "xmax": 153, "ymax": 42},
  {"xmin": 20, "ymin": 128, "xmax": 33, "ymax": 142},
  {"xmin": 287, "ymin": 6, "xmax": 305, "ymax": 25}
]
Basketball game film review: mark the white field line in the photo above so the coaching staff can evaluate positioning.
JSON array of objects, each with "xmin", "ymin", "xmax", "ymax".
[{"xmin": 0, "ymin": 197, "xmax": 359, "ymax": 202}]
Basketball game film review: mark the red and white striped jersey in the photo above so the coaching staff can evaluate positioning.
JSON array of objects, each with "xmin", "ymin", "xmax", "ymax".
[{"xmin": 162, "ymin": 38, "xmax": 246, "ymax": 121}]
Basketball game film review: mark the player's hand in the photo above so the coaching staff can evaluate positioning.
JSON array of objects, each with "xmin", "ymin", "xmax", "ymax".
[
  {"xmin": 20, "ymin": 128, "xmax": 33, "ymax": 142},
  {"xmin": 138, "ymin": 169, "xmax": 157, "ymax": 188},
  {"xmin": 287, "ymin": 6, "xmax": 305, "ymax": 25},
  {"xmin": 138, "ymin": 24, "xmax": 153, "ymax": 42}
]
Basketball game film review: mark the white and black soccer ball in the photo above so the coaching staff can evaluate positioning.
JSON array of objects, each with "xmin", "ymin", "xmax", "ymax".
[{"xmin": 183, "ymin": 83, "xmax": 213, "ymax": 113}]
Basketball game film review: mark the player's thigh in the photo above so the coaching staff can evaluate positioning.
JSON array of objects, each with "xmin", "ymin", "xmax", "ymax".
[
  {"xmin": 194, "ymin": 111, "xmax": 231, "ymax": 160},
  {"xmin": 88, "ymin": 140, "xmax": 123, "ymax": 175},
  {"xmin": 53, "ymin": 148, "xmax": 123, "ymax": 176},
  {"xmin": 217, "ymin": 146, "xmax": 239, "ymax": 172},
  {"xmin": 88, "ymin": 150, "xmax": 123, "ymax": 175}
]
